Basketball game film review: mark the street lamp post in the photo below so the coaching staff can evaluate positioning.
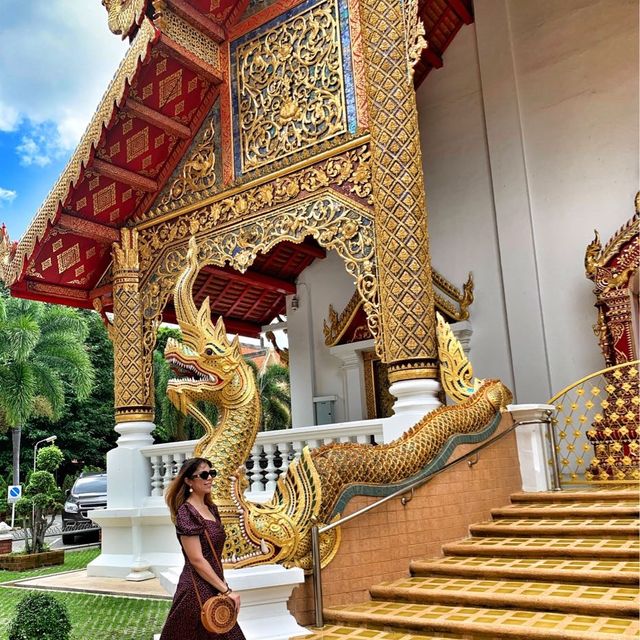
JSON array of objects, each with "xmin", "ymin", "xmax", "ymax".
[
  {"xmin": 28, "ymin": 435, "xmax": 57, "ymax": 549},
  {"xmin": 33, "ymin": 435, "xmax": 57, "ymax": 473}
]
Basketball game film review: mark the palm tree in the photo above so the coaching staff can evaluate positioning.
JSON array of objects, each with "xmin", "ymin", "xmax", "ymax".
[
  {"xmin": 249, "ymin": 362, "xmax": 291, "ymax": 431},
  {"xmin": 0, "ymin": 290, "xmax": 94, "ymax": 485}
]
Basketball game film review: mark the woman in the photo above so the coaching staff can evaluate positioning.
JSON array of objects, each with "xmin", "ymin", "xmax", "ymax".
[{"xmin": 160, "ymin": 457, "xmax": 245, "ymax": 640}]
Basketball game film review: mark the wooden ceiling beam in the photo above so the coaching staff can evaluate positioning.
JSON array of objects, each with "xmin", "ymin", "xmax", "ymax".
[
  {"xmin": 163, "ymin": 0, "xmax": 227, "ymax": 42},
  {"xmin": 202, "ymin": 265, "xmax": 297, "ymax": 295},
  {"xmin": 125, "ymin": 99, "xmax": 192, "ymax": 140},
  {"xmin": 25, "ymin": 281, "xmax": 90, "ymax": 302},
  {"xmin": 163, "ymin": 308, "xmax": 261, "ymax": 337},
  {"xmin": 446, "ymin": 0, "xmax": 474, "ymax": 24},
  {"xmin": 58, "ymin": 212, "xmax": 120, "ymax": 244},
  {"xmin": 159, "ymin": 36, "xmax": 224, "ymax": 84},
  {"xmin": 423, "ymin": 47, "xmax": 443, "ymax": 69},
  {"xmin": 92, "ymin": 159, "xmax": 158, "ymax": 193},
  {"xmin": 281, "ymin": 240, "xmax": 326, "ymax": 260}
]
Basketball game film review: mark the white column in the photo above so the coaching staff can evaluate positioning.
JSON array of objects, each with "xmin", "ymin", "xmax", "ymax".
[
  {"xmin": 287, "ymin": 289, "xmax": 316, "ymax": 427},
  {"xmin": 383, "ymin": 379, "xmax": 442, "ymax": 442},
  {"xmin": 329, "ymin": 340, "xmax": 374, "ymax": 422},
  {"xmin": 509, "ymin": 403, "xmax": 556, "ymax": 492},
  {"xmin": 473, "ymin": 0, "xmax": 552, "ymax": 404}
]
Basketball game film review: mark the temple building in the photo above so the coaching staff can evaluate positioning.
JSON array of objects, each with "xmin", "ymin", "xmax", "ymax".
[{"xmin": 1, "ymin": 0, "xmax": 638, "ymax": 638}]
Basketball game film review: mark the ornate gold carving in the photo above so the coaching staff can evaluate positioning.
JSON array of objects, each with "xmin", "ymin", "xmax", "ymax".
[
  {"xmin": 137, "ymin": 134, "xmax": 370, "ymax": 227},
  {"xmin": 324, "ymin": 271, "xmax": 475, "ymax": 347},
  {"xmin": 168, "ymin": 240, "xmax": 512, "ymax": 569},
  {"xmin": 3, "ymin": 19, "xmax": 158, "ymax": 287},
  {"xmin": 150, "ymin": 112, "xmax": 217, "ymax": 216},
  {"xmin": 157, "ymin": 8, "xmax": 220, "ymax": 69},
  {"xmin": 362, "ymin": 350, "xmax": 394, "ymax": 419},
  {"xmin": 387, "ymin": 363, "xmax": 439, "ymax": 384},
  {"xmin": 403, "ymin": 0, "xmax": 427, "ymax": 81},
  {"xmin": 323, "ymin": 291, "xmax": 363, "ymax": 346},
  {"xmin": 585, "ymin": 196, "xmax": 639, "ymax": 368},
  {"xmin": 236, "ymin": 0, "xmax": 348, "ymax": 173},
  {"xmin": 111, "ymin": 229, "xmax": 157, "ymax": 422},
  {"xmin": 137, "ymin": 144, "xmax": 372, "ymax": 272},
  {"xmin": 102, "ymin": 0, "xmax": 148, "ymax": 39},
  {"xmin": 230, "ymin": 377, "xmax": 512, "ymax": 571},
  {"xmin": 359, "ymin": 0, "xmax": 438, "ymax": 372},
  {"xmin": 436, "ymin": 312, "xmax": 482, "ymax": 403},
  {"xmin": 140, "ymin": 193, "xmax": 380, "ymax": 349}
]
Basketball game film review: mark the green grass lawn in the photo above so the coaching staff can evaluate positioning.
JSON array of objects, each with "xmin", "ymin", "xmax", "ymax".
[
  {"xmin": 0, "ymin": 549, "xmax": 171, "ymax": 639},
  {"xmin": 0, "ymin": 589, "xmax": 171, "ymax": 639},
  {"xmin": 0, "ymin": 548, "xmax": 101, "ymax": 584}
]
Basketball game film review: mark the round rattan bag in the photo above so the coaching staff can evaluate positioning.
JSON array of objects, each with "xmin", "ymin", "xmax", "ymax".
[{"xmin": 201, "ymin": 593, "xmax": 237, "ymax": 633}]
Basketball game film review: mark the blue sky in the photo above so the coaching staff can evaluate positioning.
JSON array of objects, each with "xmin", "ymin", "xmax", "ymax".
[{"xmin": 0, "ymin": 1, "xmax": 128, "ymax": 242}]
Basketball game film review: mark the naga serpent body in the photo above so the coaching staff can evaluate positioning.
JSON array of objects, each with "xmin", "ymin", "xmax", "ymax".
[{"xmin": 167, "ymin": 238, "xmax": 512, "ymax": 570}]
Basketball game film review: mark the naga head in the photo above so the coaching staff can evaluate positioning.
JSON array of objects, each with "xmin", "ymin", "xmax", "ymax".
[
  {"xmin": 101, "ymin": 0, "xmax": 147, "ymax": 38},
  {"xmin": 165, "ymin": 238, "xmax": 245, "ymax": 414}
]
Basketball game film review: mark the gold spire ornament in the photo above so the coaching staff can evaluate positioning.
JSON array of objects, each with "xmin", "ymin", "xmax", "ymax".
[{"xmin": 436, "ymin": 312, "xmax": 483, "ymax": 403}]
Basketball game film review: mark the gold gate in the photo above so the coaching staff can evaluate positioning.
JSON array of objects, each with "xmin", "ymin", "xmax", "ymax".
[{"xmin": 548, "ymin": 361, "xmax": 639, "ymax": 485}]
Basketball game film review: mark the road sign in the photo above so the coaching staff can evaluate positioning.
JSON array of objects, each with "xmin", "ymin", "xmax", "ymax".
[{"xmin": 7, "ymin": 485, "xmax": 21, "ymax": 504}]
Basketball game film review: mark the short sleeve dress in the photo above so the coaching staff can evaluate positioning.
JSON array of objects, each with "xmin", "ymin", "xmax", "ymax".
[{"xmin": 159, "ymin": 502, "xmax": 246, "ymax": 640}]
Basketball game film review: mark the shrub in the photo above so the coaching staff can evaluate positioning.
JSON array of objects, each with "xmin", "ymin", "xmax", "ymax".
[
  {"xmin": 36, "ymin": 445, "xmax": 64, "ymax": 474},
  {"xmin": 8, "ymin": 592, "xmax": 72, "ymax": 640}
]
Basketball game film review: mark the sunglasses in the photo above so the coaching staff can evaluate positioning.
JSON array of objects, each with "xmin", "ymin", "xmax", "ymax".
[{"xmin": 190, "ymin": 469, "xmax": 217, "ymax": 480}]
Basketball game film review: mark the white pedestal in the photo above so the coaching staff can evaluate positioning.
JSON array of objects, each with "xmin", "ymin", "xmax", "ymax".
[
  {"xmin": 383, "ymin": 378, "xmax": 443, "ymax": 442},
  {"xmin": 158, "ymin": 563, "xmax": 311, "ymax": 640},
  {"xmin": 508, "ymin": 403, "xmax": 556, "ymax": 492}
]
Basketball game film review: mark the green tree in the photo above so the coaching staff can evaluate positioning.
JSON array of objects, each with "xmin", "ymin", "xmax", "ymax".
[
  {"xmin": 247, "ymin": 361, "xmax": 291, "ymax": 431},
  {"xmin": 27, "ymin": 310, "xmax": 116, "ymax": 478},
  {"xmin": 0, "ymin": 289, "xmax": 94, "ymax": 485},
  {"xmin": 15, "ymin": 444, "xmax": 65, "ymax": 553}
]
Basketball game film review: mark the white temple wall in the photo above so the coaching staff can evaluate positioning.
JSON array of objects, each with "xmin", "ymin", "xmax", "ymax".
[
  {"xmin": 288, "ymin": 250, "xmax": 356, "ymax": 427},
  {"xmin": 417, "ymin": 0, "xmax": 639, "ymax": 402}
]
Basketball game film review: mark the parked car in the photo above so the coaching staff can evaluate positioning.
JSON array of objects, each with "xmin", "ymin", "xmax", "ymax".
[{"xmin": 62, "ymin": 473, "xmax": 107, "ymax": 544}]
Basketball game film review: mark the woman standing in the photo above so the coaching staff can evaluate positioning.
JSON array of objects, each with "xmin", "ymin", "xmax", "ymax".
[{"xmin": 160, "ymin": 457, "xmax": 245, "ymax": 640}]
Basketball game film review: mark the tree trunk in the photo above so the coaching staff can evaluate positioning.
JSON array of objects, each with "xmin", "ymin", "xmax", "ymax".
[{"xmin": 11, "ymin": 425, "xmax": 21, "ymax": 486}]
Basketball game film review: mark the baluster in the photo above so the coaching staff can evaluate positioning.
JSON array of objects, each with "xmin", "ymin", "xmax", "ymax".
[
  {"xmin": 356, "ymin": 434, "xmax": 369, "ymax": 444},
  {"xmin": 250, "ymin": 444, "xmax": 264, "ymax": 493},
  {"xmin": 263, "ymin": 443, "xmax": 278, "ymax": 492},
  {"xmin": 150, "ymin": 455, "xmax": 163, "ymax": 497},
  {"xmin": 291, "ymin": 439, "xmax": 304, "ymax": 461},
  {"xmin": 306, "ymin": 438, "xmax": 320, "ymax": 451},
  {"xmin": 278, "ymin": 441, "xmax": 293, "ymax": 478},
  {"xmin": 161, "ymin": 454, "xmax": 173, "ymax": 493}
]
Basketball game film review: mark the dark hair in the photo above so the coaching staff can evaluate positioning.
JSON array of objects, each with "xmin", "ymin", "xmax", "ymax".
[{"xmin": 165, "ymin": 457, "xmax": 214, "ymax": 523}]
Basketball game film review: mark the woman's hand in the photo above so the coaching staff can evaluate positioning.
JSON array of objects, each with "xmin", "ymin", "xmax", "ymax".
[{"xmin": 228, "ymin": 590, "xmax": 241, "ymax": 611}]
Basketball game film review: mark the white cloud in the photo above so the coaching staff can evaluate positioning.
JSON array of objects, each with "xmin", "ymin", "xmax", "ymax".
[
  {"xmin": 0, "ymin": 0, "xmax": 128, "ymax": 159},
  {"xmin": 0, "ymin": 187, "xmax": 17, "ymax": 204}
]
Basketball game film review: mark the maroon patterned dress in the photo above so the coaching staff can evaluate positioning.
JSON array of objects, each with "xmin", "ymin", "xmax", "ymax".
[{"xmin": 159, "ymin": 502, "xmax": 246, "ymax": 640}]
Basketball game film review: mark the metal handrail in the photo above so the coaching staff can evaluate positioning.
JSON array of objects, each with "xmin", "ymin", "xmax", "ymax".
[{"xmin": 310, "ymin": 413, "xmax": 554, "ymax": 628}]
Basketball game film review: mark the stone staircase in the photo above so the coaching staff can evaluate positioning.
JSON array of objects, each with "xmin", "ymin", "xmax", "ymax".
[{"xmin": 307, "ymin": 489, "xmax": 639, "ymax": 640}]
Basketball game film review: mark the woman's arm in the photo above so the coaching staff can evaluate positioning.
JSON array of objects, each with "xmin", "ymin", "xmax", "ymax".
[{"xmin": 181, "ymin": 535, "xmax": 230, "ymax": 594}]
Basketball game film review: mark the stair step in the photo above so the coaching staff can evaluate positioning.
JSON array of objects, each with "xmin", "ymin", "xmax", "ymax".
[
  {"xmin": 324, "ymin": 600, "xmax": 640, "ymax": 639},
  {"xmin": 369, "ymin": 576, "xmax": 639, "ymax": 617},
  {"xmin": 469, "ymin": 518, "xmax": 639, "ymax": 538},
  {"xmin": 410, "ymin": 555, "xmax": 640, "ymax": 586},
  {"xmin": 492, "ymin": 503, "xmax": 639, "ymax": 519},
  {"xmin": 510, "ymin": 490, "xmax": 639, "ymax": 504},
  {"xmin": 443, "ymin": 536, "xmax": 639, "ymax": 559},
  {"xmin": 298, "ymin": 625, "xmax": 465, "ymax": 640}
]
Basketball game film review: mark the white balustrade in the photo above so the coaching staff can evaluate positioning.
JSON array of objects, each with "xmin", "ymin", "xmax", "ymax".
[{"xmin": 140, "ymin": 418, "xmax": 385, "ymax": 500}]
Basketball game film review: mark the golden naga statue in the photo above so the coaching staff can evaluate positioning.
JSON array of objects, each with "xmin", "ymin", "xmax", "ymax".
[
  {"xmin": 168, "ymin": 238, "xmax": 512, "ymax": 570},
  {"xmin": 101, "ymin": 0, "xmax": 148, "ymax": 39}
]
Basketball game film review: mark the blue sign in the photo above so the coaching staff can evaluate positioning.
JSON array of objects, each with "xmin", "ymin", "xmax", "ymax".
[{"xmin": 8, "ymin": 485, "xmax": 21, "ymax": 504}]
